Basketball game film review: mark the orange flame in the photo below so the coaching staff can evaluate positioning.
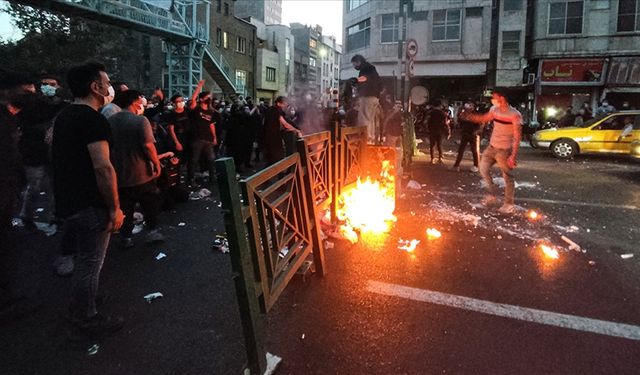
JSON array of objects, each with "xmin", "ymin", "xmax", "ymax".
[
  {"xmin": 398, "ymin": 239, "xmax": 420, "ymax": 252},
  {"xmin": 336, "ymin": 161, "xmax": 396, "ymax": 243},
  {"xmin": 527, "ymin": 210, "xmax": 540, "ymax": 221},
  {"xmin": 426, "ymin": 228, "xmax": 442, "ymax": 240},
  {"xmin": 540, "ymin": 244, "xmax": 559, "ymax": 259}
]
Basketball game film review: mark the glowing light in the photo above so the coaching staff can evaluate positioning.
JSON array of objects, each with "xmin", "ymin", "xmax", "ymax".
[
  {"xmin": 527, "ymin": 210, "xmax": 541, "ymax": 221},
  {"xmin": 540, "ymin": 244, "xmax": 559, "ymax": 259},
  {"xmin": 545, "ymin": 107, "xmax": 558, "ymax": 118},
  {"xmin": 426, "ymin": 228, "xmax": 442, "ymax": 240},
  {"xmin": 398, "ymin": 239, "xmax": 420, "ymax": 252},
  {"xmin": 336, "ymin": 161, "xmax": 396, "ymax": 243}
]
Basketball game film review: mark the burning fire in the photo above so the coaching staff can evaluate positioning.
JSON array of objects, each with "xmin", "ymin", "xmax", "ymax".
[
  {"xmin": 398, "ymin": 239, "xmax": 420, "ymax": 252},
  {"xmin": 539, "ymin": 244, "xmax": 559, "ymax": 259},
  {"xmin": 426, "ymin": 228, "xmax": 442, "ymax": 240},
  {"xmin": 336, "ymin": 161, "xmax": 396, "ymax": 243},
  {"xmin": 527, "ymin": 210, "xmax": 541, "ymax": 221}
]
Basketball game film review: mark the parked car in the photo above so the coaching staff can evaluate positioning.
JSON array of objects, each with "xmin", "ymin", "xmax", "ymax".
[{"xmin": 531, "ymin": 111, "xmax": 640, "ymax": 159}]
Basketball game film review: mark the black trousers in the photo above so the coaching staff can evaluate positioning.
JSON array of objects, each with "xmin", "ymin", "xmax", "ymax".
[
  {"xmin": 429, "ymin": 133, "xmax": 444, "ymax": 160},
  {"xmin": 454, "ymin": 133, "xmax": 480, "ymax": 167},
  {"xmin": 119, "ymin": 179, "xmax": 161, "ymax": 238}
]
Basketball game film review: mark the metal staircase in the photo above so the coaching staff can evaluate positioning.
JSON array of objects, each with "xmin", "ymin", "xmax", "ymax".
[{"xmin": 13, "ymin": 0, "xmax": 236, "ymax": 95}]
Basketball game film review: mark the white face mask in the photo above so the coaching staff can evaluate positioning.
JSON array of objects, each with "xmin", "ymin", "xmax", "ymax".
[
  {"xmin": 41, "ymin": 85, "xmax": 57, "ymax": 97},
  {"xmin": 290, "ymin": 110, "xmax": 296, "ymax": 115},
  {"xmin": 176, "ymin": 101, "xmax": 185, "ymax": 110},
  {"xmin": 103, "ymin": 85, "xmax": 115, "ymax": 105}
]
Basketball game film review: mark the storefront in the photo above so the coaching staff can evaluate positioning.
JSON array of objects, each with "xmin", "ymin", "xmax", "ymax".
[
  {"xmin": 603, "ymin": 56, "xmax": 640, "ymax": 109},
  {"xmin": 535, "ymin": 58, "xmax": 607, "ymax": 122}
]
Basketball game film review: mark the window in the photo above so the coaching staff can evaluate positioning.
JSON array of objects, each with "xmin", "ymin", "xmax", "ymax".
[
  {"xmin": 224, "ymin": 2, "xmax": 229, "ymax": 16},
  {"xmin": 548, "ymin": 1, "xmax": 583, "ymax": 35},
  {"xmin": 502, "ymin": 31, "xmax": 521, "ymax": 53},
  {"xmin": 285, "ymin": 38, "xmax": 291, "ymax": 66},
  {"xmin": 309, "ymin": 57, "xmax": 317, "ymax": 67},
  {"xmin": 503, "ymin": 0, "xmax": 522, "ymax": 11},
  {"xmin": 223, "ymin": 32, "xmax": 228, "ymax": 49},
  {"xmin": 236, "ymin": 70, "xmax": 247, "ymax": 90},
  {"xmin": 236, "ymin": 37, "xmax": 246, "ymax": 53},
  {"xmin": 266, "ymin": 67, "xmax": 276, "ymax": 82},
  {"xmin": 433, "ymin": 9, "xmax": 461, "ymax": 41},
  {"xmin": 346, "ymin": 18, "xmax": 371, "ymax": 51},
  {"xmin": 310, "ymin": 39, "xmax": 317, "ymax": 49},
  {"xmin": 348, "ymin": 0, "xmax": 368, "ymax": 11},
  {"xmin": 466, "ymin": 7, "xmax": 483, "ymax": 17},
  {"xmin": 216, "ymin": 0, "xmax": 221, "ymax": 13},
  {"xmin": 618, "ymin": 0, "xmax": 640, "ymax": 32},
  {"xmin": 380, "ymin": 14, "xmax": 406, "ymax": 43},
  {"xmin": 216, "ymin": 28, "xmax": 222, "ymax": 46}
]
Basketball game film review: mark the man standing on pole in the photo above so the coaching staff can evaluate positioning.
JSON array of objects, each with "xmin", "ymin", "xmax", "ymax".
[
  {"xmin": 459, "ymin": 89, "xmax": 522, "ymax": 214},
  {"xmin": 351, "ymin": 54, "xmax": 381, "ymax": 143}
]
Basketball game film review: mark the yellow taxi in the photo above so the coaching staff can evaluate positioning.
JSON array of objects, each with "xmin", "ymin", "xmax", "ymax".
[{"xmin": 532, "ymin": 111, "xmax": 640, "ymax": 159}]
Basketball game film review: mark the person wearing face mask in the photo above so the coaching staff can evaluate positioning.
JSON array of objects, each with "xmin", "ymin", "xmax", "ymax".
[
  {"xmin": 187, "ymin": 87, "xmax": 218, "ymax": 186},
  {"xmin": 166, "ymin": 93, "xmax": 191, "ymax": 158},
  {"xmin": 107, "ymin": 90, "xmax": 163, "ymax": 248},
  {"xmin": 596, "ymin": 100, "xmax": 616, "ymax": 116},
  {"xmin": 52, "ymin": 62, "xmax": 125, "ymax": 339},
  {"xmin": 100, "ymin": 81, "xmax": 127, "ymax": 119}
]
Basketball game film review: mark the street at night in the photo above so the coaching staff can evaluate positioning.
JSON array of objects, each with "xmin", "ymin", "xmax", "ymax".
[{"xmin": 2, "ymin": 144, "xmax": 639, "ymax": 374}]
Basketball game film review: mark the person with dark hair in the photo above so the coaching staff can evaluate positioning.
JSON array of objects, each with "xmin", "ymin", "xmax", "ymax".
[
  {"xmin": 108, "ymin": 90, "xmax": 164, "ymax": 248},
  {"xmin": 426, "ymin": 99, "xmax": 450, "ymax": 164},
  {"xmin": 263, "ymin": 96, "xmax": 302, "ymax": 166},
  {"xmin": 459, "ymin": 89, "xmax": 523, "ymax": 214},
  {"xmin": 451, "ymin": 100, "xmax": 481, "ymax": 172},
  {"xmin": 52, "ymin": 61, "xmax": 124, "ymax": 339},
  {"xmin": 351, "ymin": 54, "xmax": 381, "ymax": 142},
  {"xmin": 166, "ymin": 93, "xmax": 191, "ymax": 157},
  {"xmin": 187, "ymin": 81, "xmax": 218, "ymax": 186}
]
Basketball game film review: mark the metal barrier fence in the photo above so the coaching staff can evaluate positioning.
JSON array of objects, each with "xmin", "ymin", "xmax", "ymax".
[{"xmin": 215, "ymin": 123, "xmax": 368, "ymax": 374}]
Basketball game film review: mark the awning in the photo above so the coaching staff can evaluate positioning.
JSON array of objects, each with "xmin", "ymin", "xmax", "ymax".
[{"xmin": 606, "ymin": 57, "xmax": 640, "ymax": 87}]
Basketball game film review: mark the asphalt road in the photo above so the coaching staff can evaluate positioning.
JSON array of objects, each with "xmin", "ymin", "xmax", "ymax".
[{"xmin": 2, "ymin": 143, "xmax": 639, "ymax": 374}]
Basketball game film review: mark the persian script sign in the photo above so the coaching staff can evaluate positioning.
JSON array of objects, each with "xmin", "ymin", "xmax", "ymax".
[{"xmin": 540, "ymin": 59, "xmax": 606, "ymax": 85}]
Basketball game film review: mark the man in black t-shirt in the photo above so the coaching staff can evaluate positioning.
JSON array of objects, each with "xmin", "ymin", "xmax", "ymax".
[
  {"xmin": 166, "ymin": 93, "xmax": 191, "ymax": 156},
  {"xmin": 52, "ymin": 62, "xmax": 124, "ymax": 339},
  {"xmin": 263, "ymin": 96, "xmax": 302, "ymax": 166},
  {"xmin": 187, "ymin": 90, "xmax": 218, "ymax": 186},
  {"xmin": 452, "ymin": 100, "xmax": 482, "ymax": 172},
  {"xmin": 426, "ymin": 99, "xmax": 450, "ymax": 164}
]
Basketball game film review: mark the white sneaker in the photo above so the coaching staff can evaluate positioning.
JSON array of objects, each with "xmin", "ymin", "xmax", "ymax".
[
  {"xmin": 54, "ymin": 255, "xmax": 74, "ymax": 277},
  {"xmin": 470, "ymin": 166, "xmax": 479, "ymax": 173},
  {"xmin": 498, "ymin": 204, "xmax": 516, "ymax": 214}
]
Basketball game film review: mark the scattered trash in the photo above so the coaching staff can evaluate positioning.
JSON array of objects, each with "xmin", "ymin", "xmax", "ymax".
[
  {"xmin": 301, "ymin": 333, "xmax": 305, "ymax": 340},
  {"xmin": 178, "ymin": 222, "xmax": 186, "ymax": 227},
  {"xmin": 212, "ymin": 235, "xmax": 229, "ymax": 253},
  {"xmin": 144, "ymin": 292, "xmax": 163, "ymax": 303},
  {"xmin": 398, "ymin": 239, "xmax": 420, "ymax": 252},
  {"xmin": 621, "ymin": 253, "xmax": 634, "ymax": 259},
  {"xmin": 406, "ymin": 180, "xmax": 422, "ymax": 190},
  {"xmin": 189, "ymin": 188, "xmax": 212, "ymax": 200},
  {"xmin": 264, "ymin": 352, "xmax": 283, "ymax": 375},
  {"xmin": 34, "ymin": 222, "xmax": 57, "ymax": 236},
  {"xmin": 87, "ymin": 344, "xmax": 100, "ymax": 356},
  {"xmin": 132, "ymin": 223, "xmax": 144, "ymax": 235},
  {"xmin": 496, "ymin": 235, "xmax": 503, "ymax": 240},
  {"xmin": 155, "ymin": 252, "xmax": 167, "ymax": 260},
  {"xmin": 35, "ymin": 208, "xmax": 44, "ymax": 213},
  {"xmin": 588, "ymin": 260, "xmax": 596, "ymax": 266},
  {"xmin": 426, "ymin": 228, "xmax": 442, "ymax": 240},
  {"xmin": 324, "ymin": 241, "xmax": 334, "ymax": 249},
  {"xmin": 11, "ymin": 218, "xmax": 23, "ymax": 227},
  {"xmin": 560, "ymin": 236, "xmax": 581, "ymax": 252},
  {"xmin": 133, "ymin": 212, "xmax": 144, "ymax": 224}
]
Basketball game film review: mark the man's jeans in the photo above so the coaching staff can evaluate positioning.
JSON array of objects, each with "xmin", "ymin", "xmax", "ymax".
[
  {"xmin": 19, "ymin": 165, "xmax": 54, "ymax": 222},
  {"xmin": 188, "ymin": 140, "xmax": 216, "ymax": 184},
  {"xmin": 357, "ymin": 96, "xmax": 381, "ymax": 143},
  {"xmin": 119, "ymin": 180, "xmax": 161, "ymax": 238},
  {"xmin": 479, "ymin": 145, "xmax": 515, "ymax": 205},
  {"xmin": 61, "ymin": 207, "xmax": 111, "ymax": 320}
]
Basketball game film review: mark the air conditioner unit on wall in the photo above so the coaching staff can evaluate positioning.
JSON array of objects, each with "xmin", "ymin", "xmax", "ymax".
[{"xmin": 526, "ymin": 73, "xmax": 535, "ymax": 85}]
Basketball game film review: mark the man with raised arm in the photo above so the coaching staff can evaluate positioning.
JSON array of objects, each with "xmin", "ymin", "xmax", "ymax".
[{"xmin": 459, "ymin": 89, "xmax": 522, "ymax": 214}]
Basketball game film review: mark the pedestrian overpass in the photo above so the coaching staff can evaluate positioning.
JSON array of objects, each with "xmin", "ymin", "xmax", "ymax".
[{"xmin": 14, "ymin": 0, "xmax": 237, "ymax": 96}]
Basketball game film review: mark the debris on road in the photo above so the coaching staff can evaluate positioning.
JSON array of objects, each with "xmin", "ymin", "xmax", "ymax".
[
  {"xmin": 621, "ymin": 253, "xmax": 634, "ymax": 259},
  {"xmin": 263, "ymin": 352, "xmax": 282, "ymax": 375},
  {"xmin": 398, "ymin": 239, "xmax": 420, "ymax": 252},
  {"xmin": 301, "ymin": 333, "xmax": 305, "ymax": 339},
  {"xmin": 178, "ymin": 222, "xmax": 186, "ymax": 226},
  {"xmin": 87, "ymin": 344, "xmax": 100, "ymax": 356},
  {"xmin": 561, "ymin": 235, "xmax": 581, "ymax": 252},
  {"xmin": 36, "ymin": 208, "xmax": 44, "ymax": 213},
  {"xmin": 212, "ymin": 235, "xmax": 229, "ymax": 253},
  {"xmin": 588, "ymin": 260, "xmax": 596, "ymax": 266},
  {"xmin": 324, "ymin": 241, "xmax": 334, "ymax": 249},
  {"xmin": 406, "ymin": 180, "xmax": 422, "ymax": 190},
  {"xmin": 144, "ymin": 292, "xmax": 163, "ymax": 303},
  {"xmin": 155, "ymin": 252, "xmax": 167, "ymax": 260},
  {"xmin": 426, "ymin": 228, "xmax": 442, "ymax": 240},
  {"xmin": 34, "ymin": 222, "xmax": 57, "ymax": 236},
  {"xmin": 132, "ymin": 223, "xmax": 144, "ymax": 235},
  {"xmin": 133, "ymin": 212, "xmax": 144, "ymax": 224},
  {"xmin": 189, "ymin": 188, "xmax": 212, "ymax": 200}
]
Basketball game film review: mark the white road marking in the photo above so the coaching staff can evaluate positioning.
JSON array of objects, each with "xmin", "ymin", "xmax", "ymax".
[
  {"xmin": 430, "ymin": 190, "xmax": 640, "ymax": 211},
  {"xmin": 367, "ymin": 280, "xmax": 640, "ymax": 341}
]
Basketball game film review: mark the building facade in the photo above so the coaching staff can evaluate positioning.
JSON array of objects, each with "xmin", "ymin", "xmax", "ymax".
[
  {"xmin": 249, "ymin": 17, "xmax": 295, "ymax": 102},
  {"xmin": 206, "ymin": 0, "xmax": 257, "ymax": 98},
  {"xmin": 319, "ymin": 35, "xmax": 342, "ymax": 99},
  {"xmin": 234, "ymin": 0, "xmax": 283, "ymax": 25},
  {"xmin": 291, "ymin": 23, "xmax": 323, "ymax": 99},
  {"xmin": 529, "ymin": 0, "xmax": 640, "ymax": 117}
]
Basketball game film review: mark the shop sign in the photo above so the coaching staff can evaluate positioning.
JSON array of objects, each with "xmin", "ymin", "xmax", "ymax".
[
  {"xmin": 607, "ymin": 57, "xmax": 640, "ymax": 86},
  {"xmin": 539, "ymin": 59, "xmax": 606, "ymax": 85}
]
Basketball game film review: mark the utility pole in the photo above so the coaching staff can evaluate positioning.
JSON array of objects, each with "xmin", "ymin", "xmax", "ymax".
[{"xmin": 396, "ymin": 0, "xmax": 406, "ymax": 108}]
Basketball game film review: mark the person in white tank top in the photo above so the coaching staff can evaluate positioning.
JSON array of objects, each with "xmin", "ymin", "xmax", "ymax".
[{"xmin": 459, "ymin": 90, "xmax": 522, "ymax": 214}]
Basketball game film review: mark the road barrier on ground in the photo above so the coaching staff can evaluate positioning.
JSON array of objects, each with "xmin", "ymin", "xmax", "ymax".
[{"xmin": 216, "ymin": 122, "xmax": 368, "ymax": 374}]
